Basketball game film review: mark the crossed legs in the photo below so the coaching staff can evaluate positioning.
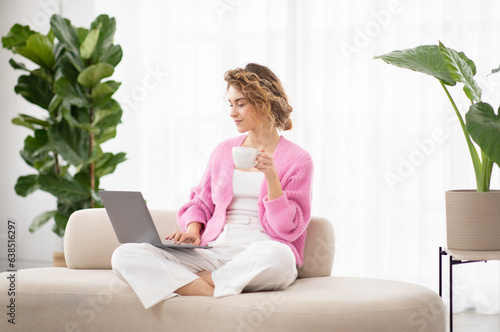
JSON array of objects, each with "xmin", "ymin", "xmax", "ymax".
[
  {"xmin": 112, "ymin": 241, "xmax": 297, "ymax": 309},
  {"xmin": 176, "ymin": 271, "xmax": 214, "ymax": 296}
]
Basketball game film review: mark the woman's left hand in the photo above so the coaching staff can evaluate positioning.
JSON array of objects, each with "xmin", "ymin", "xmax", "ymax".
[
  {"xmin": 255, "ymin": 149, "xmax": 278, "ymax": 181},
  {"xmin": 256, "ymin": 148, "xmax": 283, "ymax": 200}
]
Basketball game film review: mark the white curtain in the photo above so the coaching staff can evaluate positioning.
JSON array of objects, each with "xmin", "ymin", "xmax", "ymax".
[
  {"xmin": 90, "ymin": 0, "xmax": 500, "ymax": 314},
  {"xmin": 87, "ymin": 0, "xmax": 500, "ymax": 315},
  {"xmin": 3, "ymin": 0, "xmax": 499, "ymax": 314}
]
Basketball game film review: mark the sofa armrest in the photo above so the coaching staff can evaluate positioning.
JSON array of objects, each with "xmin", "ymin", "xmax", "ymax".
[
  {"xmin": 297, "ymin": 216, "xmax": 335, "ymax": 278},
  {"xmin": 64, "ymin": 208, "xmax": 178, "ymax": 269}
]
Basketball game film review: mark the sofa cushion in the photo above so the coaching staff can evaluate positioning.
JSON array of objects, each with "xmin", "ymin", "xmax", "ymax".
[
  {"xmin": 0, "ymin": 268, "xmax": 445, "ymax": 332},
  {"xmin": 64, "ymin": 208, "xmax": 334, "ymax": 278}
]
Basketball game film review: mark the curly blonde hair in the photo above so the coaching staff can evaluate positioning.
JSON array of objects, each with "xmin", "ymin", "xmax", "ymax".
[{"xmin": 224, "ymin": 63, "xmax": 293, "ymax": 131}]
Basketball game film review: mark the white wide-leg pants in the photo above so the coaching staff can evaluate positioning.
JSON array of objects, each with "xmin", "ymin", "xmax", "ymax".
[{"xmin": 111, "ymin": 240, "xmax": 298, "ymax": 309}]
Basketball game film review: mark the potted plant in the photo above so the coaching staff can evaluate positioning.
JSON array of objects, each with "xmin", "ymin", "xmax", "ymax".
[
  {"xmin": 375, "ymin": 42, "xmax": 500, "ymax": 251},
  {"xmin": 2, "ymin": 14, "xmax": 126, "ymax": 264}
]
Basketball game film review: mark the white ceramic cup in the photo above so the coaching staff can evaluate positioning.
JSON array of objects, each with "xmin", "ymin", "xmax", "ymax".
[{"xmin": 232, "ymin": 147, "xmax": 260, "ymax": 169}]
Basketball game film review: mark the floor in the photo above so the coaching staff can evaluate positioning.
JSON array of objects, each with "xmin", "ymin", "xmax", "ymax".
[{"xmin": 452, "ymin": 310, "xmax": 500, "ymax": 332}]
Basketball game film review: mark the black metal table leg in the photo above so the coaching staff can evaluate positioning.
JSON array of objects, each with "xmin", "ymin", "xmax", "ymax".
[
  {"xmin": 438, "ymin": 247, "xmax": 451, "ymax": 331},
  {"xmin": 439, "ymin": 247, "xmax": 443, "ymax": 297},
  {"xmin": 449, "ymin": 254, "xmax": 453, "ymax": 332},
  {"xmin": 439, "ymin": 248, "xmax": 490, "ymax": 332}
]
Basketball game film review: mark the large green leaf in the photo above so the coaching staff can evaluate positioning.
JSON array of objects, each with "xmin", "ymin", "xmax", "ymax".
[
  {"xmin": 93, "ymin": 98, "xmax": 122, "ymax": 129},
  {"xmin": 458, "ymin": 51, "xmax": 477, "ymax": 76},
  {"xmin": 90, "ymin": 80, "xmax": 120, "ymax": 100},
  {"xmin": 8, "ymin": 58, "xmax": 30, "ymax": 72},
  {"xmin": 22, "ymin": 114, "xmax": 50, "ymax": 128},
  {"xmin": 33, "ymin": 155, "xmax": 56, "ymax": 172},
  {"xmin": 14, "ymin": 174, "xmax": 39, "ymax": 197},
  {"xmin": 19, "ymin": 142, "xmax": 54, "ymax": 171},
  {"xmin": 12, "ymin": 114, "xmax": 49, "ymax": 130},
  {"xmin": 77, "ymin": 63, "xmax": 114, "ymax": 89},
  {"xmin": 96, "ymin": 127, "xmax": 117, "ymax": 144},
  {"xmin": 61, "ymin": 106, "xmax": 94, "ymax": 133},
  {"xmin": 14, "ymin": 74, "xmax": 53, "ymax": 109},
  {"xmin": 23, "ymin": 134, "xmax": 45, "ymax": 156},
  {"xmin": 12, "ymin": 117, "xmax": 35, "ymax": 131},
  {"xmin": 48, "ymin": 119, "xmax": 90, "ymax": 166},
  {"xmin": 47, "ymin": 28, "xmax": 54, "ymax": 43},
  {"xmin": 29, "ymin": 210, "xmax": 57, "ymax": 233},
  {"xmin": 80, "ymin": 26, "xmax": 100, "ymax": 60},
  {"xmin": 2, "ymin": 24, "xmax": 35, "ymax": 50},
  {"xmin": 64, "ymin": 50, "xmax": 85, "ymax": 72},
  {"xmin": 439, "ymin": 41, "xmax": 481, "ymax": 103},
  {"xmin": 54, "ymin": 77, "xmax": 88, "ymax": 108},
  {"xmin": 15, "ymin": 33, "xmax": 55, "ymax": 69},
  {"xmin": 31, "ymin": 68, "xmax": 53, "ymax": 83},
  {"xmin": 74, "ymin": 170, "xmax": 91, "ymax": 188},
  {"xmin": 100, "ymin": 44, "xmax": 122, "ymax": 67},
  {"xmin": 50, "ymin": 14, "xmax": 80, "ymax": 55},
  {"xmin": 375, "ymin": 45, "xmax": 456, "ymax": 86},
  {"xmin": 60, "ymin": 105, "xmax": 81, "ymax": 128},
  {"xmin": 53, "ymin": 213, "xmax": 69, "ymax": 237},
  {"xmin": 54, "ymin": 51, "xmax": 82, "ymax": 83},
  {"xmin": 466, "ymin": 102, "xmax": 500, "ymax": 167},
  {"xmin": 95, "ymin": 152, "xmax": 126, "ymax": 178},
  {"xmin": 93, "ymin": 109, "xmax": 119, "ymax": 127},
  {"xmin": 76, "ymin": 27, "xmax": 89, "ymax": 45},
  {"xmin": 38, "ymin": 173, "xmax": 90, "ymax": 203},
  {"xmin": 89, "ymin": 15, "xmax": 116, "ymax": 64},
  {"xmin": 48, "ymin": 94, "xmax": 63, "ymax": 115},
  {"xmin": 49, "ymin": 98, "xmax": 66, "ymax": 124},
  {"xmin": 23, "ymin": 129, "xmax": 52, "ymax": 157}
]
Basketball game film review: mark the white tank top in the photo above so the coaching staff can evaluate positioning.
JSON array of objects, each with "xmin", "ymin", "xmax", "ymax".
[
  {"xmin": 226, "ymin": 169, "xmax": 264, "ymax": 218},
  {"xmin": 210, "ymin": 169, "xmax": 273, "ymax": 246}
]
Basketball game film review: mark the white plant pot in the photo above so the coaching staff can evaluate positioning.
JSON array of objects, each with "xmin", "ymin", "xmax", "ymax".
[{"xmin": 446, "ymin": 190, "xmax": 500, "ymax": 251}]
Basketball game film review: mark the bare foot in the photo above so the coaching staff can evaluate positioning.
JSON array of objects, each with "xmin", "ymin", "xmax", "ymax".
[
  {"xmin": 196, "ymin": 271, "xmax": 214, "ymax": 287},
  {"xmin": 175, "ymin": 277, "xmax": 214, "ymax": 296}
]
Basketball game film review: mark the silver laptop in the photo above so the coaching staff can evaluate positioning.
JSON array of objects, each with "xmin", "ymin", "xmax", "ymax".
[{"xmin": 99, "ymin": 190, "xmax": 211, "ymax": 250}]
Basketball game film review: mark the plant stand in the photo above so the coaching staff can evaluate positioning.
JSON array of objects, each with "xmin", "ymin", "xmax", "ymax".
[{"xmin": 439, "ymin": 246, "xmax": 500, "ymax": 332}]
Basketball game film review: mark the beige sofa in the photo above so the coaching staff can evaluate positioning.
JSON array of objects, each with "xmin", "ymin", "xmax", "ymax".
[{"xmin": 0, "ymin": 209, "xmax": 445, "ymax": 331}]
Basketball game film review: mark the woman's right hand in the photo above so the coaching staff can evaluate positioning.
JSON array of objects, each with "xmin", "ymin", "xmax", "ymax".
[{"xmin": 166, "ymin": 222, "xmax": 203, "ymax": 245}]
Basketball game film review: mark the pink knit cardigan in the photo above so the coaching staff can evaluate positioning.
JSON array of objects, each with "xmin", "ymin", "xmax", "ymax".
[{"xmin": 177, "ymin": 135, "xmax": 313, "ymax": 266}]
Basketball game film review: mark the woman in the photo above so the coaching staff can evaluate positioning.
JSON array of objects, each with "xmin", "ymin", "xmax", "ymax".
[{"xmin": 112, "ymin": 63, "xmax": 313, "ymax": 309}]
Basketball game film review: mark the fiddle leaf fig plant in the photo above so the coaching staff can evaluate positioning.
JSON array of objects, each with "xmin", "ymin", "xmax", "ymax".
[
  {"xmin": 375, "ymin": 41, "xmax": 500, "ymax": 192},
  {"xmin": 2, "ymin": 14, "xmax": 126, "ymax": 236}
]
